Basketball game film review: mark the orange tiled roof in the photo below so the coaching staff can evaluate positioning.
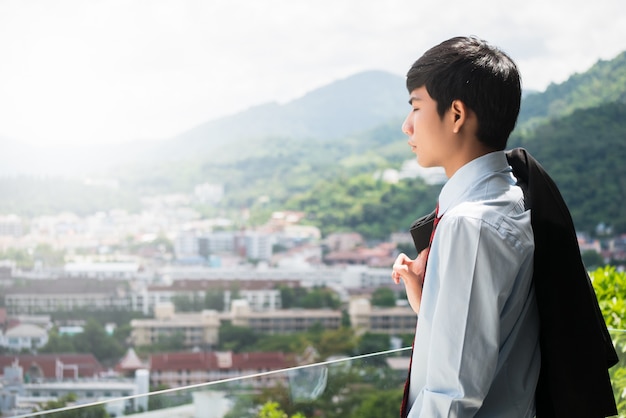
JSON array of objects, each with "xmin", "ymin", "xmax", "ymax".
[
  {"xmin": 149, "ymin": 351, "xmax": 293, "ymax": 372},
  {"xmin": 0, "ymin": 354, "xmax": 104, "ymax": 379}
]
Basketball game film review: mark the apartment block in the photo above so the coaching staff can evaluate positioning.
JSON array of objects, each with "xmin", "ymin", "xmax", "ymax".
[
  {"xmin": 130, "ymin": 303, "xmax": 220, "ymax": 348},
  {"xmin": 149, "ymin": 351, "xmax": 292, "ymax": 389},
  {"xmin": 349, "ymin": 298, "xmax": 417, "ymax": 335},
  {"xmin": 4, "ymin": 278, "xmax": 130, "ymax": 314},
  {"xmin": 230, "ymin": 299, "xmax": 342, "ymax": 333}
]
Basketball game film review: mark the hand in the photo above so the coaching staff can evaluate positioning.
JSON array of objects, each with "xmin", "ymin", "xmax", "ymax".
[{"xmin": 392, "ymin": 248, "xmax": 430, "ymax": 314}]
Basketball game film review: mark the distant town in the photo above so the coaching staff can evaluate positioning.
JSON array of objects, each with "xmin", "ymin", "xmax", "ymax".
[{"xmin": 0, "ymin": 176, "xmax": 625, "ymax": 416}]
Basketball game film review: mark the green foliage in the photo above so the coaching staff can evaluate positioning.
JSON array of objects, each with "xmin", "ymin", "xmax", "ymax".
[
  {"xmin": 251, "ymin": 332, "xmax": 311, "ymax": 354},
  {"xmin": 241, "ymin": 360, "xmax": 405, "ymax": 418},
  {"xmin": 258, "ymin": 401, "xmax": 306, "ymax": 418},
  {"xmin": 40, "ymin": 319, "xmax": 125, "ymax": 366},
  {"xmin": 510, "ymin": 102, "xmax": 626, "ymax": 233},
  {"xmin": 172, "ymin": 288, "xmax": 224, "ymax": 312},
  {"xmin": 315, "ymin": 327, "xmax": 356, "ymax": 359},
  {"xmin": 355, "ymin": 333, "xmax": 391, "ymax": 355},
  {"xmin": 36, "ymin": 393, "xmax": 109, "ymax": 417},
  {"xmin": 590, "ymin": 266, "xmax": 626, "ymax": 415},
  {"xmin": 275, "ymin": 285, "xmax": 341, "ymax": 310},
  {"xmin": 286, "ymin": 174, "xmax": 439, "ymax": 240},
  {"xmin": 299, "ymin": 287, "xmax": 341, "ymax": 310},
  {"xmin": 582, "ymin": 250, "xmax": 605, "ymax": 270},
  {"xmin": 350, "ymin": 389, "xmax": 404, "ymax": 418},
  {"xmin": 72, "ymin": 319, "xmax": 125, "ymax": 366},
  {"xmin": 219, "ymin": 323, "xmax": 260, "ymax": 353},
  {"xmin": 171, "ymin": 293, "xmax": 206, "ymax": 312},
  {"xmin": 3, "ymin": 51, "xmax": 626, "ymax": 244},
  {"xmin": 517, "ymin": 50, "xmax": 626, "ymax": 128},
  {"xmin": 205, "ymin": 289, "xmax": 226, "ymax": 311},
  {"xmin": 39, "ymin": 329, "xmax": 76, "ymax": 354},
  {"xmin": 371, "ymin": 288, "xmax": 397, "ymax": 307},
  {"xmin": 146, "ymin": 386, "xmax": 192, "ymax": 412}
]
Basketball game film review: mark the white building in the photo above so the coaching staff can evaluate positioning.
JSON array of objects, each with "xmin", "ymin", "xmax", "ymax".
[
  {"xmin": 201, "ymin": 231, "xmax": 238, "ymax": 255},
  {"xmin": 0, "ymin": 361, "xmax": 149, "ymax": 417},
  {"xmin": 174, "ymin": 230, "xmax": 200, "ymax": 260},
  {"xmin": 64, "ymin": 262, "xmax": 141, "ymax": 279},
  {"xmin": 0, "ymin": 324, "xmax": 48, "ymax": 351},
  {"xmin": 244, "ymin": 231, "xmax": 275, "ymax": 261},
  {"xmin": 4, "ymin": 278, "xmax": 131, "ymax": 315}
]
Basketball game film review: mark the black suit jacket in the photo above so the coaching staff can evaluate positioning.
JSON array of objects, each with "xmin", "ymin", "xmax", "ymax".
[
  {"xmin": 409, "ymin": 148, "xmax": 618, "ymax": 417},
  {"xmin": 506, "ymin": 148, "xmax": 617, "ymax": 417}
]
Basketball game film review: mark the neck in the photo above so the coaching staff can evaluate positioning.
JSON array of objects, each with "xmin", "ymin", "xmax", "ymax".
[{"xmin": 444, "ymin": 142, "xmax": 497, "ymax": 178}]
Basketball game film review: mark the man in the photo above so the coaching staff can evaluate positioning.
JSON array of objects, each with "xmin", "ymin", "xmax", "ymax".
[
  {"xmin": 391, "ymin": 36, "xmax": 534, "ymax": 417},
  {"xmin": 392, "ymin": 36, "xmax": 617, "ymax": 418}
]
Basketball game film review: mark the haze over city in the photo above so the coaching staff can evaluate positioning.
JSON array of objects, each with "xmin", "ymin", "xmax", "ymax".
[{"xmin": 1, "ymin": 0, "xmax": 626, "ymax": 149}]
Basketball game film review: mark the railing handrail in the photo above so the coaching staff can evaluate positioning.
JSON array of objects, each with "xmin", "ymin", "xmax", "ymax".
[
  {"xmin": 11, "ymin": 328, "xmax": 626, "ymax": 418},
  {"xmin": 12, "ymin": 347, "xmax": 411, "ymax": 418}
]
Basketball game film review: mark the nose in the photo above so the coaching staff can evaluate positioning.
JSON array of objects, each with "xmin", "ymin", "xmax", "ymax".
[{"xmin": 402, "ymin": 112, "xmax": 413, "ymax": 136}]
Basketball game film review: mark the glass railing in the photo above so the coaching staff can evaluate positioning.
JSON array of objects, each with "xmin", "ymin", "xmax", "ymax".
[{"xmin": 9, "ymin": 330, "xmax": 626, "ymax": 418}]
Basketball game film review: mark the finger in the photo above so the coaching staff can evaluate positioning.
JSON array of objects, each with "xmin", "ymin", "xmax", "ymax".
[{"xmin": 394, "ymin": 253, "xmax": 413, "ymax": 264}]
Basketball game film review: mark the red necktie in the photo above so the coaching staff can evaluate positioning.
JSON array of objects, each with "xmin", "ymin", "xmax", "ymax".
[{"xmin": 400, "ymin": 204, "xmax": 441, "ymax": 418}]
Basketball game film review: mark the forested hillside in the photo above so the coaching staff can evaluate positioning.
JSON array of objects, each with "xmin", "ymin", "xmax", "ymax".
[
  {"xmin": 517, "ymin": 50, "xmax": 626, "ymax": 129},
  {"xmin": 2, "ymin": 50, "xmax": 625, "ymax": 238},
  {"xmin": 510, "ymin": 101, "xmax": 626, "ymax": 232}
]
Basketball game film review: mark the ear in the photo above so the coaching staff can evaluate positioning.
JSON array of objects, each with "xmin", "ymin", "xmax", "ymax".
[{"xmin": 450, "ymin": 99, "xmax": 468, "ymax": 134}]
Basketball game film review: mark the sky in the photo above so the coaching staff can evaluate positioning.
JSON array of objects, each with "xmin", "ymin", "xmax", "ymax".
[{"xmin": 1, "ymin": 0, "xmax": 625, "ymax": 147}]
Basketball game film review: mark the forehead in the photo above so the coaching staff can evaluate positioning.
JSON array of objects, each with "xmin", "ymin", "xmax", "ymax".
[{"xmin": 408, "ymin": 86, "xmax": 434, "ymax": 103}]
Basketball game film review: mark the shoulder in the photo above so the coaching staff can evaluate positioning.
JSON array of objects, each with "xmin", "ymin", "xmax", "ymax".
[{"xmin": 441, "ymin": 199, "xmax": 533, "ymax": 253}]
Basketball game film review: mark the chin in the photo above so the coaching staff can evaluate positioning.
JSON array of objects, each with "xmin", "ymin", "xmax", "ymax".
[{"xmin": 416, "ymin": 157, "xmax": 431, "ymax": 168}]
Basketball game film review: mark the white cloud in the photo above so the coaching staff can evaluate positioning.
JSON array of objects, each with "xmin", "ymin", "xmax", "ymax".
[{"xmin": 0, "ymin": 0, "xmax": 625, "ymax": 145}]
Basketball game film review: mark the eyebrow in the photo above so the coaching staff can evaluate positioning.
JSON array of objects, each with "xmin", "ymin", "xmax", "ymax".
[{"xmin": 408, "ymin": 96, "xmax": 423, "ymax": 105}]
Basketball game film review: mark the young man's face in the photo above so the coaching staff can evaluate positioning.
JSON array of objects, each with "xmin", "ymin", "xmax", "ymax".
[{"xmin": 401, "ymin": 86, "xmax": 455, "ymax": 170}]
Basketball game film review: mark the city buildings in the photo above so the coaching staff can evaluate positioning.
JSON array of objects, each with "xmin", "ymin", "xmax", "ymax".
[
  {"xmin": 0, "ymin": 323, "xmax": 48, "ymax": 351},
  {"xmin": 0, "ymin": 357, "xmax": 148, "ymax": 416},
  {"xmin": 149, "ymin": 351, "xmax": 292, "ymax": 388}
]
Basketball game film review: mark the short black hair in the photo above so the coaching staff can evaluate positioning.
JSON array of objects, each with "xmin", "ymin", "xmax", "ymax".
[{"xmin": 406, "ymin": 36, "xmax": 521, "ymax": 150}]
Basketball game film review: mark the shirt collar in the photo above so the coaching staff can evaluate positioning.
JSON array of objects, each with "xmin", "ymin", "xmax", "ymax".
[{"xmin": 438, "ymin": 151, "xmax": 511, "ymax": 218}]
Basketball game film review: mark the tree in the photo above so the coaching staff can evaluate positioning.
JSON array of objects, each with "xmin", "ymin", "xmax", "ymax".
[
  {"xmin": 39, "ymin": 329, "xmax": 76, "ymax": 354},
  {"xmin": 171, "ymin": 293, "xmax": 204, "ymax": 312},
  {"xmin": 258, "ymin": 401, "xmax": 306, "ymax": 418},
  {"xmin": 590, "ymin": 266, "xmax": 626, "ymax": 415},
  {"xmin": 370, "ymin": 287, "xmax": 396, "ymax": 307},
  {"xmin": 350, "ymin": 389, "xmax": 403, "ymax": 418},
  {"xmin": 204, "ymin": 289, "xmax": 225, "ymax": 311},
  {"xmin": 152, "ymin": 330, "xmax": 187, "ymax": 352},
  {"xmin": 276, "ymin": 285, "xmax": 300, "ymax": 309},
  {"xmin": 316, "ymin": 327, "xmax": 356, "ymax": 359},
  {"xmin": 73, "ymin": 319, "xmax": 124, "ymax": 365},
  {"xmin": 36, "ymin": 393, "xmax": 109, "ymax": 418},
  {"xmin": 356, "ymin": 333, "xmax": 391, "ymax": 355},
  {"xmin": 299, "ymin": 287, "xmax": 340, "ymax": 309},
  {"xmin": 219, "ymin": 323, "xmax": 259, "ymax": 352},
  {"xmin": 582, "ymin": 250, "xmax": 604, "ymax": 270}
]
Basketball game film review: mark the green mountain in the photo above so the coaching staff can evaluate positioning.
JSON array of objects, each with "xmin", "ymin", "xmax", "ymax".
[
  {"xmin": 2, "ymin": 52, "xmax": 626, "ymax": 239},
  {"xmin": 517, "ymin": 50, "xmax": 626, "ymax": 130},
  {"xmin": 512, "ymin": 102, "xmax": 626, "ymax": 232}
]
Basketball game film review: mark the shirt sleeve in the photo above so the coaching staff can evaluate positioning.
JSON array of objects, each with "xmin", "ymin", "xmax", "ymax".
[{"xmin": 408, "ymin": 213, "xmax": 527, "ymax": 417}]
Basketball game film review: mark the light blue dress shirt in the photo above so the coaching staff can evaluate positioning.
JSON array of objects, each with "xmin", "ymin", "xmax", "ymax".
[{"xmin": 407, "ymin": 151, "xmax": 541, "ymax": 418}]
